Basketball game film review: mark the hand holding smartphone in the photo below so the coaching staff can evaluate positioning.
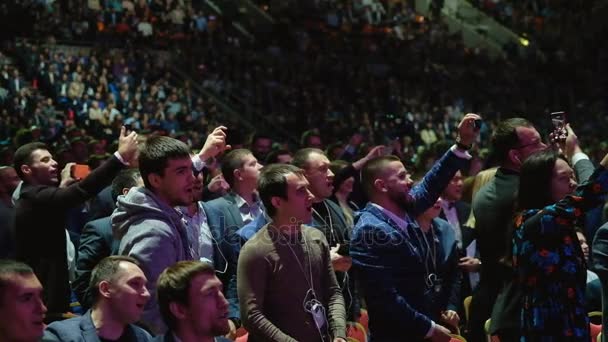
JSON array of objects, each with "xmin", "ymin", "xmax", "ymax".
[
  {"xmin": 71, "ymin": 164, "xmax": 91, "ymax": 179},
  {"xmin": 549, "ymin": 111, "xmax": 567, "ymax": 143}
]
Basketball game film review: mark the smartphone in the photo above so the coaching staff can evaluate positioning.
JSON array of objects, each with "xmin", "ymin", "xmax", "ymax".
[
  {"xmin": 550, "ymin": 111, "xmax": 567, "ymax": 142},
  {"xmin": 473, "ymin": 119, "xmax": 483, "ymax": 130},
  {"xmin": 71, "ymin": 164, "xmax": 91, "ymax": 179},
  {"xmin": 550, "ymin": 111, "xmax": 566, "ymax": 129}
]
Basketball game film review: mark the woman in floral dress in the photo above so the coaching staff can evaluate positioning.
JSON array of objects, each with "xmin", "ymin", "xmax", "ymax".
[{"xmin": 512, "ymin": 149, "xmax": 608, "ymax": 341}]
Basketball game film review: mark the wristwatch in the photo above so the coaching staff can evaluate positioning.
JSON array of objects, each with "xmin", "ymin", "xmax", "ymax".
[{"xmin": 455, "ymin": 136, "xmax": 472, "ymax": 150}]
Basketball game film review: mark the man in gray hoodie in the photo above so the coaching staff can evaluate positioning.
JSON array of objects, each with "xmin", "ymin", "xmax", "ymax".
[{"xmin": 112, "ymin": 127, "xmax": 229, "ymax": 334}]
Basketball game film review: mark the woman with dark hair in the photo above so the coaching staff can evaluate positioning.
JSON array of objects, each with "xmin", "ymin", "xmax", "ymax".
[{"xmin": 512, "ymin": 149, "xmax": 608, "ymax": 341}]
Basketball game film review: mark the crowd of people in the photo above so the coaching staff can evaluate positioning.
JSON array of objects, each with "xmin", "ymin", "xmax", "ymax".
[
  {"xmin": 1, "ymin": 1, "xmax": 608, "ymax": 342},
  {"xmin": 2, "ymin": 110, "xmax": 608, "ymax": 342}
]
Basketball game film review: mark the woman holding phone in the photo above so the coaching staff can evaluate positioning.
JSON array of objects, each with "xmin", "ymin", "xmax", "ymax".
[{"xmin": 512, "ymin": 146, "xmax": 608, "ymax": 341}]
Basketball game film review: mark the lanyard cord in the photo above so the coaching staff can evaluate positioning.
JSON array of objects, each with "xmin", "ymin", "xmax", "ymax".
[
  {"xmin": 278, "ymin": 229, "xmax": 316, "ymax": 296},
  {"xmin": 312, "ymin": 201, "xmax": 337, "ymax": 244},
  {"xmin": 413, "ymin": 224, "xmax": 438, "ymax": 286}
]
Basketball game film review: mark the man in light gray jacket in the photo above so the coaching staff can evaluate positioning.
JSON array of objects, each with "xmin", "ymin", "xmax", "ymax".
[{"xmin": 113, "ymin": 127, "xmax": 228, "ymax": 334}]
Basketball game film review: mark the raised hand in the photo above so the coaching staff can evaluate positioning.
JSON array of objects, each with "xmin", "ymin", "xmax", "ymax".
[
  {"xmin": 199, "ymin": 126, "xmax": 231, "ymax": 161},
  {"xmin": 60, "ymin": 163, "xmax": 77, "ymax": 188},
  {"xmin": 117, "ymin": 126, "xmax": 139, "ymax": 165},
  {"xmin": 457, "ymin": 113, "xmax": 482, "ymax": 147}
]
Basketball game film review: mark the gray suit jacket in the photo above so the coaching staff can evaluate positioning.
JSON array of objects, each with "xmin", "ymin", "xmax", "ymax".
[
  {"xmin": 205, "ymin": 192, "xmax": 246, "ymax": 235},
  {"xmin": 43, "ymin": 310, "xmax": 153, "ymax": 341}
]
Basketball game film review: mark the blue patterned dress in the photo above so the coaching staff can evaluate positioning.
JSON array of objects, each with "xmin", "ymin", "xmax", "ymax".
[{"xmin": 512, "ymin": 167, "xmax": 608, "ymax": 341}]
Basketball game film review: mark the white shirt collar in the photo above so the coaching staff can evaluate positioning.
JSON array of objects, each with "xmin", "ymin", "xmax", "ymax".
[{"xmin": 371, "ymin": 203, "xmax": 409, "ymax": 233}]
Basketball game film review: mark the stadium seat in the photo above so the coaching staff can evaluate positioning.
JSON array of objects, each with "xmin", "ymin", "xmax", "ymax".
[
  {"xmin": 591, "ymin": 323, "xmax": 602, "ymax": 342},
  {"xmin": 590, "ymin": 311, "xmax": 603, "ymax": 324},
  {"xmin": 463, "ymin": 296, "xmax": 472, "ymax": 322},
  {"xmin": 236, "ymin": 327, "xmax": 248, "ymax": 337},
  {"xmin": 358, "ymin": 308, "xmax": 369, "ymax": 332},
  {"xmin": 347, "ymin": 322, "xmax": 367, "ymax": 342},
  {"xmin": 450, "ymin": 334, "xmax": 467, "ymax": 341}
]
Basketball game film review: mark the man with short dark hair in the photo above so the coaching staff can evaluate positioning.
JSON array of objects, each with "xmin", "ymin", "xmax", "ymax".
[
  {"xmin": 155, "ymin": 261, "xmax": 231, "ymax": 342},
  {"xmin": 351, "ymin": 114, "xmax": 480, "ymax": 341},
  {"xmin": 14, "ymin": 127, "xmax": 139, "ymax": 317},
  {"xmin": 471, "ymin": 120, "xmax": 591, "ymax": 341},
  {"xmin": 0, "ymin": 259, "xmax": 47, "ymax": 342},
  {"xmin": 113, "ymin": 127, "xmax": 228, "ymax": 334},
  {"xmin": 238, "ymin": 164, "xmax": 347, "ymax": 342},
  {"xmin": 205, "ymin": 148, "xmax": 263, "ymax": 334},
  {"xmin": 250, "ymin": 133, "xmax": 273, "ymax": 163},
  {"xmin": 265, "ymin": 149, "xmax": 293, "ymax": 165},
  {"xmin": 73, "ymin": 169, "xmax": 144, "ymax": 310},
  {"xmin": 43, "ymin": 256, "xmax": 153, "ymax": 341}
]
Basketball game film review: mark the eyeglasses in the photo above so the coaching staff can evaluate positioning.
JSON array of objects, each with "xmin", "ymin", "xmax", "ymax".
[{"xmin": 514, "ymin": 139, "xmax": 544, "ymax": 150}]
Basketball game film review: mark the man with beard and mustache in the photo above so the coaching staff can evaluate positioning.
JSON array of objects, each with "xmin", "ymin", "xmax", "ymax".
[
  {"xmin": 155, "ymin": 261, "xmax": 231, "ymax": 342},
  {"xmin": 350, "ymin": 114, "xmax": 480, "ymax": 342}
]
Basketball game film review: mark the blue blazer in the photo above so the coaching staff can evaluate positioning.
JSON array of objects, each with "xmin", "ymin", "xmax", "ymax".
[
  {"xmin": 43, "ymin": 310, "xmax": 153, "ymax": 341},
  {"xmin": 350, "ymin": 149, "xmax": 468, "ymax": 341},
  {"xmin": 73, "ymin": 216, "xmax": 117, "ymax": 310},
  {"xmin": 204, "ymin": 195, "xmax": 249, "ymax": 323}
]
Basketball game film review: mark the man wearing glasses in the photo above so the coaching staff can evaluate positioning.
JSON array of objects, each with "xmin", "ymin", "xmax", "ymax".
[{"xmin": 469, "ymin": 118, "xmax": 592, "ymax": 341}]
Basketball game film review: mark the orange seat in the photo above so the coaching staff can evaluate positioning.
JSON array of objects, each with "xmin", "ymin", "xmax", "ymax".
[
  {"xmin": 450, "ymin": 334, "xmax": 467, "ymax": 341},
  {"xmin": 347, "ymin": 322, "xmax": 367, "ymax": 342},
  {"xmin": 591, "ymin": 323, "xmax": 602, "ymax": 342},
  {"xmin": 235, "ymin": 333, "xmax": 248, "ymax": 342},
  {"xmin": 358, "ymin": 309, "xmax": 369, "ymax": 333},
  {"xmin": 235, "ymin": 327, "xmax": 248, "ymax": 338}
]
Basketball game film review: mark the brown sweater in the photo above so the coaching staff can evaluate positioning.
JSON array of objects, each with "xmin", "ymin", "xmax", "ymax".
[{"xmin": 238, "ymin": 224, "xmax": 346, "ymax": 342}]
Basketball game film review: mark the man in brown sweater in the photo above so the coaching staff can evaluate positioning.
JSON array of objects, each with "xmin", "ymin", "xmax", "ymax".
[{"xmin": 237, "ymin": 164, "xmax": 347, "ymax": 342}]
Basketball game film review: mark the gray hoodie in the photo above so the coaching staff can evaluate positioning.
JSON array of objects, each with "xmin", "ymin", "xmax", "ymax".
[{"xmin": 112, "ymin": 187, "xmax": 193, "ymax": 334}]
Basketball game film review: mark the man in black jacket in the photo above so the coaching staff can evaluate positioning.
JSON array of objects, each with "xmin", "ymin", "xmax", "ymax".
[{"xmin": 13, "ymin": 126, "xmax": 138, "ymax": 318}]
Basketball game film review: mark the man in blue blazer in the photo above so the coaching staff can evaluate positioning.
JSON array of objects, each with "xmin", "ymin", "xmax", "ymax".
[
  {"xmin": 204, "ymin": 149, "xmax": 263, "ymax": 335},
  {"xmin": 43, "ymin": 256, "xmax": 153, "ymax": 342},
  {"xmin": 350, "ymin": 114, "xmax": 480, "ymax": 342}
]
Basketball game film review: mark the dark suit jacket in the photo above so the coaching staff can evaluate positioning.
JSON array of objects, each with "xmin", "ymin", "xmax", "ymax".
[
  {"xmin": 351, "ymin": 149, "xmax": 469, "ymax": 341},
  {"xmin": 205, "ymin": 193, "xmax": 247, "ymax": 234},
  {"xmin": 439, "ymin": 200, "xmax": 471, "ymax": 233},
  {"xmin": 73, "ymin": 216, "xmax": 118, "ymax": 310},
  {"xmin": 15, "ymin": 156, "xmax": 124, "ymax": 314},
  {"xmin": 0, "ymin": 203, "xmax": 15, "ymax": 259},
  {"xmin": 198, "ymin": 199, "xmax": 238, "ymax": 321},
  {"xmin": 88, "ymin": 186, "xmax": 115, "ymax": 220},
  {"xmin": 43, "ymin": 310, "xmax": 153, "ymax": 341}
]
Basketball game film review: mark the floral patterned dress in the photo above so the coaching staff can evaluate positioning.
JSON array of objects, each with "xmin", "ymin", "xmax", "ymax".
[{"xmin": 512, "ymin": 167, "xmax": 608, "ymax": 341}]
